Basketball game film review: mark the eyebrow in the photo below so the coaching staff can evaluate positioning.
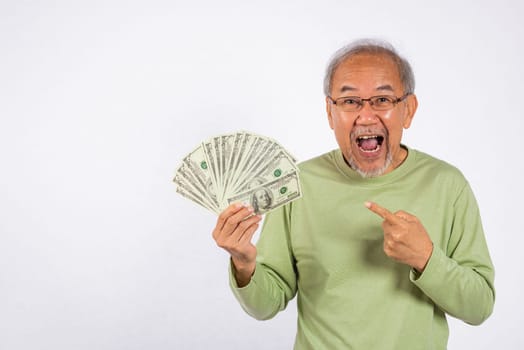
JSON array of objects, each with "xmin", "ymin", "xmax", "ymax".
[
  {"xmin": 339, "ymin": 85, "xmax": 357, "ymax": 93},
  {"xmin": 376, "ymin": 84, "xmax": 394, "ymax": 92},
  {"xmin": 339, "ymin": 84, "xmax": 395, "ymax": 94}
]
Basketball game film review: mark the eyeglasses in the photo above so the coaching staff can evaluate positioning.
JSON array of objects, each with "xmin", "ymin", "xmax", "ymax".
[{"xmin": 328, "ymin": 93, "xmax": 411, "ymax": 112}]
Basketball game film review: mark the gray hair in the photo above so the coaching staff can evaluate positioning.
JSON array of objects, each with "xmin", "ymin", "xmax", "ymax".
[{"xmin": 323, "ymin": 39, "xmax": 415, "ymax": 96}]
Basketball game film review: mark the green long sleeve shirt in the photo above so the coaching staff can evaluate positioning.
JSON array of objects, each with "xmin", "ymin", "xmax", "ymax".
[{"xmin": 230, "ymin": 147, "xmax": 495, "ymax": 349}]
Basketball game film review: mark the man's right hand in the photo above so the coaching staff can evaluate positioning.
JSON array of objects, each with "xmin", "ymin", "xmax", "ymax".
[{"xmin": 212, "ymin": 203, "xmax": 262, "ymax": 287}]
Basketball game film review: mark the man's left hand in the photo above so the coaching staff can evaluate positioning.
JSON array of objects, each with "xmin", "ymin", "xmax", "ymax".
[{"xmin": 365, "ymin": 201, "xmax": 433, "ymax": 273}]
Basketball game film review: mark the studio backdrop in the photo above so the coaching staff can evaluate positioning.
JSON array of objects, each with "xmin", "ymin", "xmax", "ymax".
[{"xmin": 1, "ymin": 0, "xmax": 522, "ymax": 349}]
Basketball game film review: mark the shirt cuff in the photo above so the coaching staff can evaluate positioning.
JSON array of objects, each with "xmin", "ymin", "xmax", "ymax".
[
  {"xmin": 409, "ymin": 245, "xmax": 447, "ymax": 285},
  {"xmin": 228, "ymin": 259, "xmax": 258, "ymax": 290}
]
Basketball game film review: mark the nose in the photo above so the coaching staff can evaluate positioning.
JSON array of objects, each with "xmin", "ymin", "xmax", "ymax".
[{"xmin": 355, "ymin": 100, "xmax": 380, "ymax": 125}]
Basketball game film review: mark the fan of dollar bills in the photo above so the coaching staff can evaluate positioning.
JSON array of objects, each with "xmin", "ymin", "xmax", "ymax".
[{"xmin": 173, "ymin": 131, "xmax": 302, "ymax": 215}]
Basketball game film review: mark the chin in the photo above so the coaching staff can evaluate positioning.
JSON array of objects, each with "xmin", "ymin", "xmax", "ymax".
[{"xmin": 347, "ymin": 153, "xmax": 393, "ymax": 178}]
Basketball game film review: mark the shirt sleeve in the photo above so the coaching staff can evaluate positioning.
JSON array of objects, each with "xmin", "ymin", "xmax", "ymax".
[
  {"xmin": 229, "ymin": 204, "xmax": 298, "ymax": 320},
  {"xmin": 410, "ymin": 182, "xmax": 495, "ymax": 325}
]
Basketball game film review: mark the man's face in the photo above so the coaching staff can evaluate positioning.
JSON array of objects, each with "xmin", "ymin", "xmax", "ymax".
[
  {"xmin": 255, "ymin": 190, "xmax": 271, "ymax": 209},
  {"xmin": 326, "ymin": 53, "xmax": 418, "ymax": 177}
]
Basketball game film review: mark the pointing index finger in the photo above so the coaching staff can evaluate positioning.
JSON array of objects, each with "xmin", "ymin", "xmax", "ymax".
[{"xmin": 365, "ymin": 201, "xmax": 398, "ymax": 222}]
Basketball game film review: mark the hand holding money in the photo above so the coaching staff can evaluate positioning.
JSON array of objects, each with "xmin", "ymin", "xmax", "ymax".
[
  {"xmin": 174, "ymin": 131, "xmax": 302, "ymax": 286},
  {"xmin": 212, "ymin": 203, "xmax": 262, "ymax": 287}
]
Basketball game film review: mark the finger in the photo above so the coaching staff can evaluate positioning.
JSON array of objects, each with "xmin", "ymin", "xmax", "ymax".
[
  {"xmin": 215, "ymin": 202, "xmax": 247, "ymax": 233},
  {"xmin": 238, "ymin": 216, "xmax": 262, "ymax": 243},
  {"xmin": 231, "ymin": 214, "xmax": 262, "ymax": 241},
  {"xmin": 394, "ymin": 210, "xmax": 416, "ymax": 222},
  {"xmin": 217, "ymin": 215, "xmax": 260, "ymax": 251},
  {"xmin": 220, "ymin": 206, "xmax": 256, "ymax": 237},
  {"xmin": 365, "ymin": 201, "xmax": 404, "ymax": 225},
  {"xmin": 365, "ymin": 201, "xmax": 392, "ymax": 219}
]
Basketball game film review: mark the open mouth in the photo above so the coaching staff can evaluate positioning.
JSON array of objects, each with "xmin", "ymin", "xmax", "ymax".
[{"xmin": 356, "ymin": 135, "xmax": 384, "ymax": 153}]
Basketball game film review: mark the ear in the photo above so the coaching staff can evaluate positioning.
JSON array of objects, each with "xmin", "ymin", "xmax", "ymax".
[
  {"xmin": 326, "ymin": 96, "xmax": 335, "ymax": 130},
  {"xmin": 402, "ymin": 94, "xmax": 418, "ymax": 129}
]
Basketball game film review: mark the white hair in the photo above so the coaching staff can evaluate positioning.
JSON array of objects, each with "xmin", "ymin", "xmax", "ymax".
[{"xmin": 323, "ymin": 39, "xmax": 415, "ymax": 96}]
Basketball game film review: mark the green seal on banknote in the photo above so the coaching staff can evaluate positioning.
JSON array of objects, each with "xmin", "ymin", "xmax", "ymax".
[
  {"xmin": 200, "ymin": 161, "xmax": 208, "ymax": 170},
  {"xmin": 274, "ymin": 169, "xmax": 282, "ymax": 177},
  {"xmin": 280, "ymin": 187, "xmax": 287, "ymax": 194}
]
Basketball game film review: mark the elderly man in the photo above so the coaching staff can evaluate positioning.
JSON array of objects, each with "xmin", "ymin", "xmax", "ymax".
[{"xmin": 212, "ymin": 39, "xmax": 495, "ymax": 349}]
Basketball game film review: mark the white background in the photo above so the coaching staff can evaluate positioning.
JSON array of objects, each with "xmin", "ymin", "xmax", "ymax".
[{"xmin": 1, "ymin": 0, "xmax": 523, "ymax": 349}]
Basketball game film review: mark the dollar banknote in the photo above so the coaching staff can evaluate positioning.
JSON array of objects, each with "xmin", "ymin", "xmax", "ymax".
[
  {"xmin": 226, "ymin": 171, "xmax": 302, "ymax": 214},
  {"xmin": 173, "ymin": 131, "xmax": 302, "ymax": 214},
  {"xmin": 231, "ymin": 150, "xmax": 297, "ymax": 195}
]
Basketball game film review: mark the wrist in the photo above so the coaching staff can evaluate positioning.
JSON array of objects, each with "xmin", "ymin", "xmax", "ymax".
[
  {"xmin": 231, "ymin": 258, "xmax": 256, "ymax": 287},
  {"xmin": 415, "ymin": 243, "xmax": 433, "ymax": 273}
]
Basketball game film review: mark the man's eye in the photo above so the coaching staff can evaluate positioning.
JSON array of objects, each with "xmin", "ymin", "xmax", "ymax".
[
  {"xmin": 375, "ymin": 97, "xmax": 393, "ymax": 104},
  {"xmin": 341, "ymin": 98, "xmax": 360, "ymax": 105}
]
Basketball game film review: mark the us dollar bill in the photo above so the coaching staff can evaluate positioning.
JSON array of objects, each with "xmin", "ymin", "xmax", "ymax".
[
  {"xmin": 227, "ymin": 171, "xmax": 302, "ymax": 214},
  {"xmin": 173, "ymin": 170, "xmax": 219, "ymax": 214},
  {"xmin": 228, "ymin": 132, "xmax": 252, "ymax": 184},
  {"xmin": 175, "ymin": 131, "xmax": 301, "ymax": 215},
  {"xmin": 230, "ymin": 135, "xmax": 266, "ymax": 186},
  {"xmin": 218, "ymin": 133, "xmax": 236, "ymax": 204},
  {"xmin": 233, "ymin": 149, "xmax": 298, "ymax": 194},
  {"xmin": 231, "ymin": 138, "xmax": 280, "ymax": 191},
  {"xmin": 181, "ymin": 145, "xmax": 220, "ymax": 209},
  {"xmin": 202, "ymin": 139, "xmax": 221, "ymax": 204},
  {"xmin": 175, "ymin": 184, "xmax": 219, "ymax": 214},
  {"xmin": 221, "ymin": 132, "xmax": 243, "ymax": 202}
]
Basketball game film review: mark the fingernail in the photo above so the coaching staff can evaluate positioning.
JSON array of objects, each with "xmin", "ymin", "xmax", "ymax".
[{"xmin": 364, "ymin": 201, "xmax": 371, "ymax": 208}]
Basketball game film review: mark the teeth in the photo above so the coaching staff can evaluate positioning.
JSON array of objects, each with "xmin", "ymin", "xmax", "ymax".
[{"xmin": 356, "ymin": 135, "xmax": 382, "ymax": 152}]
